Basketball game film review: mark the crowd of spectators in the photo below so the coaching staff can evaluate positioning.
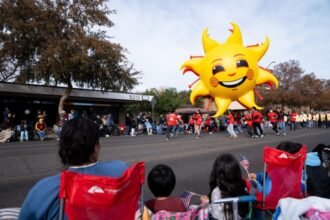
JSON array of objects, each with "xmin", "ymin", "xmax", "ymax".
[
  {"xmin": 17, "ymin": 118, "xmax": 330, "ymax": 219},
  {"xmin": 1, "ymin": 106, "xmax": 329, "ymax": 144}
]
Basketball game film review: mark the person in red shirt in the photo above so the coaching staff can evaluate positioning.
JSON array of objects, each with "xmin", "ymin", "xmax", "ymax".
[
  {"xmin": 290, "ymin": 110, "xmax": 298, "ymax": 131},
  {"xmin": 267, "ymin": 109, "xmax": 280, "ymax": 135},
  {"xmin": 165, "ymin": 110, "xmax": 178, "ymax": 140},
  {"xmin": 35, "ymin": 118, "xmax": 47, "ymax": 141},
  {"xmin": 243, "ymin": 111, "xmax": 254, "ymax": 137},
  {"xmin": 227, "ymin": 111, "xmax": 237, "ymax": 139},
  {"xmin": 205, "ymin": 116, "xmax": 213, "ymax": 134},
  {"xmin": 188, "ymin": 115, "xmax": 195, "ymax": 134},
  {"xmin": 145, "ymin": 164, "xmax": 187, "ymax": 213},
  {"xmin": 251, "ymin": 108, "xmax": 264, "ymax": 137},
  {"xmin": 195, "ymin": 110, "xmax": 203, "ymax": 138}
]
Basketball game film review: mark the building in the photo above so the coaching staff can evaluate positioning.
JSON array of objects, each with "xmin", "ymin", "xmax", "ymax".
[{"xmin": 0, "ymin": 82, "xmax": 154, "ymax": 126}]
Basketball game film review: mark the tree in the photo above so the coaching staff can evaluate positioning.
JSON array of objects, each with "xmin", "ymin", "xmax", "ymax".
[
  {"xmin": 261, "ymin": 60, "xmax": 329, "ymax": 111},
  {"xmin": 0, "ymin": 0, "xmax": 140, "ymax": 114},
  {"xmin": 261, "ymin": 60, "xmax": 305, "ymax": 108}
]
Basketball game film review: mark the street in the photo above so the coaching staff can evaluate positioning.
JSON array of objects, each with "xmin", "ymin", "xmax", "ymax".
[{"xmin": 0, "ymin": 128, "xmax": 329, "ymax": 208}]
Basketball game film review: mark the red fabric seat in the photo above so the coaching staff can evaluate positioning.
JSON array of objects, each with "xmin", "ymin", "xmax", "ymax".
[
  {"xmin": 59, "ymin": 162, "xmax": 145, "ymax": 220},
  {"xmin": 257, "ymin": 146, "xmax": 307, "ymax": 210}
]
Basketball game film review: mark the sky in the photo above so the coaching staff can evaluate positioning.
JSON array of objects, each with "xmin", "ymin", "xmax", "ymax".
[{"xmin": 107, "ymin": 0, "xmax": 330, "ymax": 92}]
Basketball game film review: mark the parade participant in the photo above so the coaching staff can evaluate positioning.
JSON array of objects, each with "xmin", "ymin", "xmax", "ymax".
[
  {"xmin": 195, "ymin": 110, "xmax": 202, "ymax": 138},
  {"xmin": 205, "ymin": 115, "xmax": 212, "ymax": 134},
  {"xmin": 227, "ymin": 111, "xmax": 237, "ymax": 139},
  {"xmin": 290, "ymin": 110, "xmax": 298, "ymax": 131},
  {"xmin": 176, "ymin": 113, "xmax": 184, "ymax": 134},
  {"xmin": 252, "ymin": 108, "xmax": 264, "ymax": 137},
  {"xmin": 19, "ymin": 119, "xmax": 128, "ymax": 219},
  {"xmin": 234, "ymin": 112, "xmax": 243, "ymax": 133},
  {"xmin": 165, "ymin": 110, "xmax": 178, "ymax": 140},
  {"xmin": 243, "ymin": 111, "xmax": 254, "ymax": 138},
  {"xmin": 188, "ymin": 115, "xmax": 195, "ymax": 134},
  {"xmin": 277, "ymin": 109, "xmax": 287, "ymax": 135},
  {"xmin": 267, "ymin": 109, "xmax": 279, "ymax": 135}
]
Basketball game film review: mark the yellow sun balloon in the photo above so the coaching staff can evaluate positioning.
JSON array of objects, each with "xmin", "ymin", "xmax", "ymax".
[{"xmin": 181, "ymin": 22, "xmax": 279, "ymax": 117}]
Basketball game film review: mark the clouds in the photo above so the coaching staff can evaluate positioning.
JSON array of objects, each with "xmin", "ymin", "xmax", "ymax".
[{"xmin": 108, "ymin": 0, "xmax": 330, "ymax": 92}]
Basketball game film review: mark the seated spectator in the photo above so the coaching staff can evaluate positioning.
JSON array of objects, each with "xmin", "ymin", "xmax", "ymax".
[
  {"xmin": 35, "ymin": 118, "xmax": 47, "ymax": 141},
  {"xmin": 249, "ymin": 141, "xmax": 303, "ymax": 196},
  {"xmin": 306, "ymin": 144, "xmax": 330, "ymax": 198},
  {"xmin": 19, "ymin": 120, "xmax": 29, "ymax": 142},
  {"xmin": 207, "ymin": 153, "xmax": 249, "ymax": 219},
  {"xmin": 19, "ymin": 119, "xmax": 128, "ymax": 220},
  {"xmin": 0, "ymin": 119, "xmax": 14, "ymax": 143},
  {"xmin": 145, "ymin": 164, "xmax": 186, "ymax": 213}
]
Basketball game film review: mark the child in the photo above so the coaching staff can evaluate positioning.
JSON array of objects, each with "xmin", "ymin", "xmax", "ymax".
[
  {"xmin": 145, "ymin": 164, "xmax": 186, "ymax": 213},
  {"xmin": 208, "ymin": 154, "xmax": 249, "ymax": 219},
  {"xmin": 19, "ymin": 120, "xmax": 29, "ymax": 142},
  {"xmin": 306, "ymin": 144, "xmax": 330, "ymax": 198}
]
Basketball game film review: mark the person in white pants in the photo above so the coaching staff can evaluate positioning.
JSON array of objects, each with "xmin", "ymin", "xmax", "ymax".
[{"xmin": 227, "ymin": 111, "xmax": 237, "ymax": 139}]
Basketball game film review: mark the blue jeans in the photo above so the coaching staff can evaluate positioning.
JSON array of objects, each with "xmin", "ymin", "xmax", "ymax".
[
  {"xmin": 37, "ymin": 131, "xmax": 46, "ymax": 140},
  {"xmin": 278, "ymin": 121, "xmax": 286, "ymax": 134},
  {"xmin": 20, "ymin": 131, "xmax": 29, "ymax": 141}
]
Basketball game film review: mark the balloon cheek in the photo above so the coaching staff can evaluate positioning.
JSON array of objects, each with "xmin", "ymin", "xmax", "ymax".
[
  {"xmin": 247, "ymin": 69, "xmax": 254, "ymax": 80},
  {"xmin": 210, "ymin": 77, "xmax": 219, "ymax": 88}
]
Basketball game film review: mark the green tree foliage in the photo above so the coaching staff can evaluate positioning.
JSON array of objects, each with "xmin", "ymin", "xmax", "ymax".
[
  {"xmin": 125, "ymin": 87, "xmax": 203, "ymax": 116},
  {"xmin": 0, "ymin": 0, "xmax": 140, "ymax": 112}
]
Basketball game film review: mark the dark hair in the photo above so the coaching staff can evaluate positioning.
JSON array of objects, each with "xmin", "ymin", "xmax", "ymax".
[
  {"xmin": 276, "ymin": 142, "xmax": 302, "ymax": 154},
  {"xmin": 59, "ymin": 119, "xmax": 100, "ymax": 166},
  {"xmin": 148, "ymin": 164, "xmax": 176, "ymax": 197},
  {"xmin": 209, "ymin": 154, "xmax": 248, "ymax": 219},
  {"xmin": 312, "ymin": 144, "xmax": 330, "ymax": 164}
]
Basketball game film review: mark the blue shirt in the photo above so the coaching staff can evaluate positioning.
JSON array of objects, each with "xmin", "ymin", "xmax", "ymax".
[{"xmin": 19, "ymin": 160, "xmax": 127, "ymax": 220}]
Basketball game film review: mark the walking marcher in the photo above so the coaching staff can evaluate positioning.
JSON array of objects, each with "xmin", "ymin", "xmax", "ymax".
[
  {"xmin": 252, "ymin": 108, "xmax": 264, "ymax": 137},
  {"xmin": 227, "ymin": 111, "xmax": 237, "ymax": 139},
  {"xmin": 290, "ymin": 110, "xmax": 298, "ymax": 131},
  {"xmin": 165, "ymin": 110, "xmax": 178, "ymax": 140},
  {"xmin": 243, "ymin": 111, "xmax": 254, "ymax": 138},
  {"xmin": 194, "ymin": 110, "xmax": 202, "ymax": 138},
  {"xmin": 267, "ymin": 109, "xmax": 279, "ymax": 135},
  {"xmin": 277, "ymin": 109, "xmax": 287, "ymax": 135}
]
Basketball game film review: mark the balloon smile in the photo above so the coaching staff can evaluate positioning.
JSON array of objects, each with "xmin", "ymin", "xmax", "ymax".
[{"xmin": 219, "ymin": 76, "xmax": 247, "ymax": 88}]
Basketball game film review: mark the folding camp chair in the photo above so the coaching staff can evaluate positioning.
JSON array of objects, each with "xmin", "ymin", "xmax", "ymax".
[
  {"xmin": 59, "ymin": 162, "xmax": 145, "ymax": 220},
  {"xmin": 150, "ymin": 195, "xmax": 255, "ymax": 220},
  {"xmin": 0, "ymin": 208, "xmax": 20, "ymax": 220},
  {"xmin": 256, "ymin": 145, "xmax": 307, "ymax": 211}
]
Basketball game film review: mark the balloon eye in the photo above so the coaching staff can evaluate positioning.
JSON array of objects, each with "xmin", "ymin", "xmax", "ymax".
[
  {"xmin": 212, "ymin": 65, "xmax": 225, "ymax": 75},
  {"xmin": 237, "ymin": 60, "xmax": 249, "ymax": 68}
]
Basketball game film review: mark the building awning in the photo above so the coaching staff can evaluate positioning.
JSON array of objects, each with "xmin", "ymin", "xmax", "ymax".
[{"xmin": 0, "ymin": 82, "xmax": 154, "ymax": 103}]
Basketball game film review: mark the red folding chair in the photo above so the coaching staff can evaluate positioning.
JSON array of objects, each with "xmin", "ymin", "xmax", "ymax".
[
  {"xmin": 256, "ymin": 146, "xmax": 307, "ymax": 210},
  {"xmin": 59, "ymin": 162, "xmax": 145, "ymax": 220}
]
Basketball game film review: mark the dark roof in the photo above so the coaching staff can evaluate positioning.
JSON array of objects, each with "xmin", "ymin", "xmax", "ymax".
[{"xmin": 0, "ymin": 82, "xmax": 154, "ymax": 103}]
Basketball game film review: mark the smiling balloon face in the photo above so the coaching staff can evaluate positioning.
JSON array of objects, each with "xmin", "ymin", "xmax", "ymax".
[{"xmin": 181, "ymin": 23, "xmax": 279, "ymax": 117}]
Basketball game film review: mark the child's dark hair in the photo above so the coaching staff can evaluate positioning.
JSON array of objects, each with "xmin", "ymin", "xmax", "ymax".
[
  {"xmin": 209, "ymin": 154, "xmax": 248, "ymax": 219},
  {"xmin": 312, "ymin": 144, "xmax": 330, "ymax": 165},
  {"xmin": 276, "ymin": 141, "xmax": 302, "ymax": 154},
  {"xmin": 59, "ymin": 119, "xmax": 99, "ymax": 166},
  {"xmin": 148, "ymin": 164, "xmax": 176, "ymax": 197}
]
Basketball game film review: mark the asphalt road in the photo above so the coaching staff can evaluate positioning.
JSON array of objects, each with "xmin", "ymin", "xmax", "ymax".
[{"xmin": 0, "ymin": 127, "xmax": 329, "ymax": 208}]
